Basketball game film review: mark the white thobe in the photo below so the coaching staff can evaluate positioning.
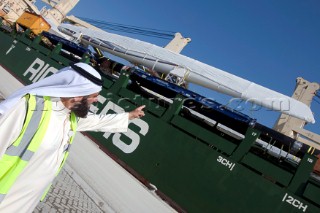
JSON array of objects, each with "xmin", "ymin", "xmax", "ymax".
[{"xmin": 0, "ymin": 97, "xmax": 129, "ymax": 213}]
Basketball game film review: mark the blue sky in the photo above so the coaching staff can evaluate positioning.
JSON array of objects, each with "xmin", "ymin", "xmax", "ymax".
[{"xmin": 37, "ymin": 0, "xmax": 319, "ymax": 133}]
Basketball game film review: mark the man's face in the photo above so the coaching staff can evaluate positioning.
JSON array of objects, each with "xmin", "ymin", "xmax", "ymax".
[{"xmin": 70, "ymin": 92, "xmax": 99, "ymax": 118}]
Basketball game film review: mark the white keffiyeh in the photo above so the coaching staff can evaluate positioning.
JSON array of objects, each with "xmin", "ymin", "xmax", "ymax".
[{"xmin": 0, "ymin": 62, "xmax": 102, "ymax": 115}]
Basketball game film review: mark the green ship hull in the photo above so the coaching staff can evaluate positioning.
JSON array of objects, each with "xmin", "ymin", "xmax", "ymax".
[{"xmin": 0, "ymin": 28, "xmax": 319, "ymax": 213}]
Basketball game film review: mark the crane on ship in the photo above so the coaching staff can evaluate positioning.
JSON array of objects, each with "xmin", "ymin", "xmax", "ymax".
[{"xmin": 273, "ymin": 79, "xmax": 320, "ymax": 173}]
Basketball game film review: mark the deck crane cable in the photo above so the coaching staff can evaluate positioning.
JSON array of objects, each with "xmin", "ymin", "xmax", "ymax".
[
  {"xmin": 82, "ymin": 21, "xmax": 174, "ymax": 39},
  {"xmin": 79, "ymin": 17, "xmax": 175, "ymax": 35},
  {"xmin": 77, "ymin": 16, "xmax": 176, "ymax": 39}
]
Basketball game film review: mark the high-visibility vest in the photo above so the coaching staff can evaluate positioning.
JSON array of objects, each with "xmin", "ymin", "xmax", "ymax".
[{"xmin": 0, "ymin": 94, "xmax": 77, "ymax": 203}]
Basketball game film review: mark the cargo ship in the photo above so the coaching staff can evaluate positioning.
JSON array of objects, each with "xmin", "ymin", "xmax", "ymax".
[{"xmin": 0, "ymin": 1, "xmax": 320, "ymax": 212}]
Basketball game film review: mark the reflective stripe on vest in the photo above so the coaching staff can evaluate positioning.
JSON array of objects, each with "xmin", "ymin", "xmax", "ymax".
[{"xmin": 0, "ymin": 95, "xmax": 52, "ymax": 203}]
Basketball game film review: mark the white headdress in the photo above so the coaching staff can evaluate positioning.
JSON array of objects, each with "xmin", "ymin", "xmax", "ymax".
[{"xmin": 0, "ymin": 62, "xmax": 103, "ymax": 114}]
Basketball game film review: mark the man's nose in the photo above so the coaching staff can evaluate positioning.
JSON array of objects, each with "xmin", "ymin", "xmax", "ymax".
[{"xmin": 92, "ymin": 98, "xmax": 98, "ymax": 103}]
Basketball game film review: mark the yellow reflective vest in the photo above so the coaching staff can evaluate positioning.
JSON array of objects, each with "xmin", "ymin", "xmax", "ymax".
[{"xmin": 0, "ymin": 94, "xmax": 77, "ymax": 203}]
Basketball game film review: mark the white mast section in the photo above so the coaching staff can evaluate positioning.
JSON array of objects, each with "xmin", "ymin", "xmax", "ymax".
[{"xmin": 58, "ymin": 24, "xmax": 316, "ymax": 123}]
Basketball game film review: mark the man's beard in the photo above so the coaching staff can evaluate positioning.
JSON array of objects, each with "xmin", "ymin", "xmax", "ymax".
[{"xmin": 70, "ymin": 97, "xmax": 90, "ymax": 118}]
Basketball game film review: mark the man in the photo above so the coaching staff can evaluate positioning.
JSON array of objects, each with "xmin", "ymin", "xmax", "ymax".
[{"xmin": 0, "ymin": 62, "xmax": 145, "ymax": 212}]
